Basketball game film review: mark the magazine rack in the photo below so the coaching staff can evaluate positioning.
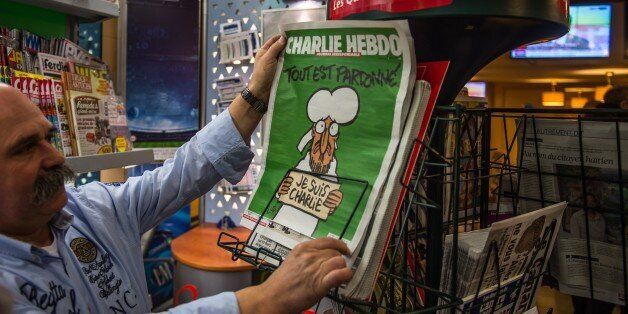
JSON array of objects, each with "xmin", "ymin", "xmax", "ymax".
[
  {"xmin": 482, "ymin": 108, "xmax": 628, "ymax": 309},
  {"xmin": 217, "ymin": 105, "xmax": 540, "ymax": 312},
  {"xmin": 218, "ymin": 168, "xmax": 369, "ymax": 271},
  {"xmin": 217, "ymin": 1, "xmax": 576, "ymax": 312},
  {"xmin": 464, "ymin": 220, "xmax": 558, "ymax": 313}
]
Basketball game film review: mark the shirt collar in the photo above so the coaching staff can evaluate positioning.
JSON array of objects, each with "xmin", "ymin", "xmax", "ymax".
[
  {"xmin": 51, "ymin": 208, "xmax": 74, "ymax": 230},
  {"xmin": 0, "ymin": 209, "xmax": 73, "ymax": 262}
]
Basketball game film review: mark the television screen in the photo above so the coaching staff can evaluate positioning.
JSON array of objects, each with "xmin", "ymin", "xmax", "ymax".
[
  {"xmin": 511, "ymin": 4, "xmax": 611, "ymax": 59},
  {"xmin": 126, "ymin": 0, "xmax": 200, "ymax": 145},
  {"xmin": 465, "ymin": 82, "xmax": 486, "ymax": 98}
]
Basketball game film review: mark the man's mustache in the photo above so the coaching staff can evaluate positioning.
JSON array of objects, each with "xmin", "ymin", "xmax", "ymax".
[{"xmin": 33, "ymin": 164, "xmax": 75, "ymax": 205}]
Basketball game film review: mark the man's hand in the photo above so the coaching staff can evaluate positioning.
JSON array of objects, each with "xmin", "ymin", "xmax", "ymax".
[
  {"xmin": 277, "ymin": 176, "xmax": 293, "ymax": 196},
  {"xmin": 248, "ymin": 35, "xmax": 286, "ymax": 103},
  {"xmin": 235, "ymin": 238, "xmax": 353, "ymax": 314},
  {"xmin": 229, "ymin": 35, "xmax": 286, "ymax": 142}
]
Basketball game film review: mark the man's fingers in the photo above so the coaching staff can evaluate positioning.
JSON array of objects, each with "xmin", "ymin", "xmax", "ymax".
[
  {"xmin": 320, "ymin": 255, "xmax": 347, "ymax": 275},
  {"xmin": 321, "ymin": 267, "xmax": 353, "ymax": 291},
  {"xmin": 304, "ymin": 237, "xmax": 350, "ymax": 256},
  {"xmin": 260, "ymin": 35, "xmax": 281, "ymax": 51},
  {"xmin": 264, "ymin": 36, "xmax": 287, "ymax": 60},
  {"xmin": 256, "ymin": 35, "xmax": 280, "ymax": 59}
]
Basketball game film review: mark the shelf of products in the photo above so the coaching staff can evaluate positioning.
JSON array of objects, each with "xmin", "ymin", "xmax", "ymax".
[
  {"xmin": 9, "ymin": 0, "xmax": 119, "ymax": 21},
  {"xmin": 66, "ymin": 149, "xmax": 155, "ymax": 173}
]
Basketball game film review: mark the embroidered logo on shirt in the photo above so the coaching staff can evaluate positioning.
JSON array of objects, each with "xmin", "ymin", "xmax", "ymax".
[
  {"xmin": 70, "ymin": 237, "xmax": 98, "ymax": 263},
  {"xmin": 19, "ymin": 280, "xmax": 80, "ymax": 313}
]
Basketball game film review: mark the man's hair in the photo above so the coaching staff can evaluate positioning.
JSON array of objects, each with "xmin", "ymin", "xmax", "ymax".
[{"xmin": 603, "ymin": 86, "xmax": 627, "ymax": 108}]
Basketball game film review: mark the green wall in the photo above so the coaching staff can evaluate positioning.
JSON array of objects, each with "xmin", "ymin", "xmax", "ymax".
[{"xmin": 0, "ymin": 0, "xmax": 67, "ymax": 38}]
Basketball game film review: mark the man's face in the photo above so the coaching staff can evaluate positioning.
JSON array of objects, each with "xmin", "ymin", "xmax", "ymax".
[
  {"xmin": 0, "ymin": 86, "xmax": 72, "ymax": 236},
  {"xmin": 309, "ymin": 117, "xmax": 339, "ymax": 174}
]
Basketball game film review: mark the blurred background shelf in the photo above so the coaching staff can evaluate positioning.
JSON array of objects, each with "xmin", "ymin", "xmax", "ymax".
[{"xmin": 66, "ymin": 149, "xmax": 155, "ymax": 173}]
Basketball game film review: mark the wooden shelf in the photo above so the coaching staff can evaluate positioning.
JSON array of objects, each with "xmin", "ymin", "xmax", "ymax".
[
  {"xmin": 171, "ymin": 224, "xmax": 255, "ymax": 272},
  {"xmin": 10, "ymin": 0, "xmax": 119, "ymax": 21},
  {"xmin": 65, "ymin": 149, "xmax": 155, "ymax": 173}
]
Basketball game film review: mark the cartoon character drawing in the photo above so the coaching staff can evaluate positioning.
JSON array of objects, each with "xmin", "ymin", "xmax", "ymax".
[{"xmin": 274, "ymin": 87, "xmax": 360, "ymax": 237}]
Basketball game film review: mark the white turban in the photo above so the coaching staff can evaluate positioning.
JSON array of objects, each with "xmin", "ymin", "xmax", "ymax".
[{"xmin": 306, "ymin": 87, "xmax": 359, "ymax": 125}]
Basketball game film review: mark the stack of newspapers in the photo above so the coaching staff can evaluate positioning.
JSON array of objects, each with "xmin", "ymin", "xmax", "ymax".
[
  {"xmin": 439, "ymin": 202, "xmax": 566, "ymax": 313},
  {"xmin": 238, "ymin": 19, "xmax": 449, "ymax": 299}
]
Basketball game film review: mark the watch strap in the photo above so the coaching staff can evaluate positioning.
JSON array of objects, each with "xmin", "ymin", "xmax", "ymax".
[{"xmin": 241, "ymin": 87, "xmax": 267, "ymax": 114}]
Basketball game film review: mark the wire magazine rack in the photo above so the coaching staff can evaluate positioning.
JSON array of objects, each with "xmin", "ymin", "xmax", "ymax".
[
  {"xmin": 483, "ymin": 108, "xmax": 628, "ymax": 309},
  {"xmin": 218, "ymin": 104, "xmax": 605, "ymax": 313}
]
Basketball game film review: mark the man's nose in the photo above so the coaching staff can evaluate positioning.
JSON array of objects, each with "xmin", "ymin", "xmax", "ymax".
[{"xmin": 41, "ymin": 141, "xmax": 65, "ymax": 170}]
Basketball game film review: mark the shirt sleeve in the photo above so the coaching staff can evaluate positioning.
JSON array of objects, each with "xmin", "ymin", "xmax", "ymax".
[
  {"xmin": 164, "ymin": 292, "xmax": 240, "ymax": 314},
  {"xmin": 74, "ymin": 110, "xmax": 255, "ymax": 235}
]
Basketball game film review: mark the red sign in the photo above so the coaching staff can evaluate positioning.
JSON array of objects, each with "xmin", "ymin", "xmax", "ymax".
[{"xmin": 328, "ymin": 0, "xmax": 453, "ymax": 20}]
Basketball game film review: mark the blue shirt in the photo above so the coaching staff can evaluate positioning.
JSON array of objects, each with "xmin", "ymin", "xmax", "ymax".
[{"xmin": 0, "ymin": 111, "xmax": 254, "ymax": 313}]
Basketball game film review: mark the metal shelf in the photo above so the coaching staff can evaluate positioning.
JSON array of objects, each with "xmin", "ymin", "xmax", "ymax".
[
  {"xmin": 66, "ymin": 149, "xmax": 154, "ymax": 173},
  {"xmin": 10, "ymin": 0, "xmax": 120, "ymax": 21}
]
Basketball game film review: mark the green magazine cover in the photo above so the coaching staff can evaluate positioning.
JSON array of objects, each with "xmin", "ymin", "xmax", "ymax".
[{"xmin": 241, "ymin": 20, "xmax": 415, "ymax": 259}]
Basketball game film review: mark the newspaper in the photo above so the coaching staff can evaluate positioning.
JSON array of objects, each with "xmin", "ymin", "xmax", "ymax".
[
  {"xmin": 241, "ymin": 20, "xmax": 416, "ymax": 265},
  {"xmin": 518, "ymin": 119, "xmax": 628, "ymax": 305},
  {"xmin": 440, "ymin": 202, "xmax": 566, "ymax": 313}
]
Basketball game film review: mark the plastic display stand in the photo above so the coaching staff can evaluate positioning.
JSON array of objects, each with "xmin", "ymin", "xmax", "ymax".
[{"xmin": 329, "ymin": 0, "xmax": 569, "ymax": 107}]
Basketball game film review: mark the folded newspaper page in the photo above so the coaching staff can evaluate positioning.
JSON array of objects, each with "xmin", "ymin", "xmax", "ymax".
[
  {"xmin": 342, "ymin": 79, "xmax": 431, "ymax": 298},
  {"xmin": 240, "ymin": 20, "xmax": 415, "ymax": 263},
  {"xmin": 518, "ymin": 119, "xmax": 628, "ymax": 305},
  {"xmin": 347, "ymin": 62, "xmax": 448, "ymax": 299},
  {"xmin": 440, "ymin": 202, "xmax": 566, "ymax": 314}
]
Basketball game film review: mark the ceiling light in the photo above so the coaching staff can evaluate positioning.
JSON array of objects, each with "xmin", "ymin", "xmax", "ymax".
[
  {"xmin": 571, "ymin": 97, "xmax": 588, "ymax": 108},
  {"xmin": 572, "ymin": 68, "xmax": 628, "ymax": 76},
  {"xmin": 542, "ymin": 82, "xmax": 565, "ymax": 107}
]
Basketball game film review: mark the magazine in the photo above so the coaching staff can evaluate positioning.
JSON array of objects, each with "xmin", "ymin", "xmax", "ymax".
[
  {"xmin": 518, "ymin": 119, "xmax": 628, "ymax": 305},
  {"xmin": 442, "ymin": 91, "xmax": 487, "ymax": 224},
  {"xmin": 219, "ymin": 163, "xmax": 260, "ymax": 194},
  {"xmin": 52, "ymin": 79, "xmax": 75, "ymax": 156},
  {"xmin": 38, "ymin": 53, "xmax": 70, "ymax": 78},
  {"xmin": 240, "ymin": 20, "xmax": 416, "ymax": 273},
  {"xmin": 62, "ymin": 71, "xmax": 113, "ymax": 156},
  {"xmin": 10, "ymin": 70, "xmax": 65, "ymax": 155},
  {"xmin": 440, "ymin": 202, "xmax": 567, "ymax": 313}
]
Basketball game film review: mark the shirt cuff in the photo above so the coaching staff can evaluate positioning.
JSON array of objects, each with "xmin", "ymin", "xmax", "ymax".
[
  {"xmin": 195, "ymin": 110, "xmax": 255, "ymax": 184},
  {"xmin": 167, "ymin": 292, "xmax": 240, "ymax": 314}
]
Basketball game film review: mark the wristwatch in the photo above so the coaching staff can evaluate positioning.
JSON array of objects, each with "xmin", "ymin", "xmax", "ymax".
[{"xmin": 241, "ymin": 87, "xmax": 268, "ymax": 114}]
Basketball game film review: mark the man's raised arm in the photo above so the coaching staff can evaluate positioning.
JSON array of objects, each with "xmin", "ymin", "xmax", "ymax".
[{"xmin": 74, "ymin": 36, "xmax": 286, "ymax": 235}]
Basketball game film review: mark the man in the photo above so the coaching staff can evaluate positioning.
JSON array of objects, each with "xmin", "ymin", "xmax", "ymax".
[
  {"xmin": 0, "ymin": 35, "xmax": 353, "ymax": 313},
  {"xmin": 603, "ymin": 86, "xmax": 628, "ymax": 109}
]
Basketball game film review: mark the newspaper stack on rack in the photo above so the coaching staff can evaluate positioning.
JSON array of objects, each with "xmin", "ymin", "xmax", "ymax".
[
  {"xmin": 518, "ymin": 119, "xmax": 628, "ymax": 306},
  {"xmin": 439, "ymin": 202, "xmax": 567, "ymax": 313},
  {"xmin": 238, "ymin": 20, "xmax": 450, "ymax": 299}
]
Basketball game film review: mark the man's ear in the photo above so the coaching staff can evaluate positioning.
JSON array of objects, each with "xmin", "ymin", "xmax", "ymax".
[{"xmin": 297, "ymin": 130, "xmax": 313, "ymax": 152}]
